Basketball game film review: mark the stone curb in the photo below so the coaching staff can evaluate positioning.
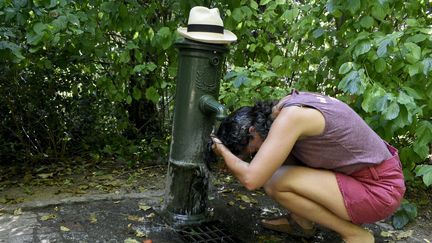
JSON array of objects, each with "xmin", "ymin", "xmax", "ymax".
[{"xmin": 0, "ymin": 190, "xmax": 164, "ymax": 213}]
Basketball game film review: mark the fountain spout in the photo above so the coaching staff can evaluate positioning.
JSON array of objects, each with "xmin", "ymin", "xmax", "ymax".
[{"xmin": 199, "ymin": 95, "xmax": 227, "ymax": 121}]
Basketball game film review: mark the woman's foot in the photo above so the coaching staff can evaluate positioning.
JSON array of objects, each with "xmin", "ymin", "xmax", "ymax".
[
  {"xmin": 261, "ymin": 214, "xmax": 316, "ymax": 238},
  {"xmin": 342, "ymin": 228, "xmax": 374, "ymax": 243}
]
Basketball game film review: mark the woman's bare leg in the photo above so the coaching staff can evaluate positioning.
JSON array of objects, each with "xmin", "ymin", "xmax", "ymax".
[{"xmin": 263, "ymin": 166, "xmax": 374, "ymax": 243}]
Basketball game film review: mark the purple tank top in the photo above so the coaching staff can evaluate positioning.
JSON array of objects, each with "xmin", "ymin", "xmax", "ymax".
[{"xmin": 281, "ymin": 91, "xmax": 392, "ymax": 174}]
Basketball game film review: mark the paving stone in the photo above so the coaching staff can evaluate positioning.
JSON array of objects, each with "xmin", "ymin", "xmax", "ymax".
[
  {"xmin": 36, "ymin": 226, "xmax": 56, "ymax": 234},
  {"xmin": 102, "ymin": 239, "xmax": 121, "ymax": 243},
  {"xmin": 0, "ymin": 214, "xmax": 12, "ymax": 224},
  {"xmin": 9, "ymin": 234, "xmax": 34, "ymax": 243},
  {"xmin": 9, "ymin": 225, "xmax": 33, "ymax": 236},
  {"xmin": 62, "ymin": 231, "xmax": 89, "ymax": 242},
  {"xmin": 37, "ymin": 232, "xmax": 62, "ymax": 243}
]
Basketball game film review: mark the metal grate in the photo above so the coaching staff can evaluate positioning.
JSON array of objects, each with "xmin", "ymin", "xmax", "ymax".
[{"xmin": 176, "ymin": 221, "xmax": 242, "ymax": 243}]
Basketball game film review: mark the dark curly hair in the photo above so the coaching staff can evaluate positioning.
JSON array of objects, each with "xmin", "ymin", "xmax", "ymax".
[
  {"xmin": 217, "ymin": 100, "xmax": 276, "ymax": 155},
  {"xmin": 204, "ymin": 100, "xmax": 277, "ymax": 165}
]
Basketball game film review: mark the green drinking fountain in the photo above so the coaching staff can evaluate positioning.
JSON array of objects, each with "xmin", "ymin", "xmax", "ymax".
[{"xmin": 162, "ymin": 38, "xmax": 229, "ymax": 226}]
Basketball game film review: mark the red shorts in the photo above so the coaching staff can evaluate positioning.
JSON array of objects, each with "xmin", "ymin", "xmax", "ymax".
[{"xmin": 335, "ymin": 143, "xmax": 406, "ymax": 224}]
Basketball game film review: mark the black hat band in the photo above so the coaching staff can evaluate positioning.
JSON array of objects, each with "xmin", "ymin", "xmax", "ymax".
[{"xmin": 187, "ymin": 24, "xmax": 224, "ymax": 34}]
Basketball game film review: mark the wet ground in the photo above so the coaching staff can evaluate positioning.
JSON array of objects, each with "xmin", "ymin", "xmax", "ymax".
[{"xmin": 1, "ymin": 164, "xmax": 431, "ymax": 242}]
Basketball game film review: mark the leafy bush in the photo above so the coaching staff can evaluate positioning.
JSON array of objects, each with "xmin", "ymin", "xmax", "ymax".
[{"xmin": 0, "ymin": 0, "xmax": 182, "ymax": 163}]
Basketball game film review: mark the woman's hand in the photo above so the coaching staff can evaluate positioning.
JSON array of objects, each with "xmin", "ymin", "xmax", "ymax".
[{"xmin": 210, "ymin": 136, "xmax": 225, "ymax": 157}]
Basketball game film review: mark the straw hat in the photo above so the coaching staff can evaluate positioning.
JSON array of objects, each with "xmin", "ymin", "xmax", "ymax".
[{"xmin": 177, "ymin": 6, "xmax": 237, "ymax": 44}]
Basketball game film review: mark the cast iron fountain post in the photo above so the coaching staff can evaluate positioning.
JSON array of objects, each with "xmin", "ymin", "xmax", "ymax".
[{"xmin": 163, "ymin": 39, "xmax": 229, "ymax": 226}]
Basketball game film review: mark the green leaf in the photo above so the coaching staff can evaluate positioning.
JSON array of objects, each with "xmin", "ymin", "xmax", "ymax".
[
  {"xmin": 263, "ymin": 43, "xmax": 275, "ymax": 53},
  {"xmin": 145, "ymin": 87, "xmax": 160, "ymax": 103},
  {"xmin": 402, "ymin": 202, "xmax": 418, "ymax": 219},
  {"xmin": 33, "ymin": 0, "xmax": 50, "ymax": 7},
  {"xmin": 404, "ymin": 42, "xmax": 421, "ymax": 61},
  {"xmin": 250, "ymin": 0, "xmax": 258, "ymax": 9},
  {"xmin": 126, "ymin": 95, "xmax": 132, "ymax": 104},
  {"xmin": 392, "ymin": 211, "xmax": 410, "ymax": 230},
  {"xmin": 325, "ymin": 0, "xmax": 335, "ymax": 13},
  {"xmin": 407, "ymin": 63, "xmax": 421, "ymax": 77},
  {"xmin": 422, "ymin": 58, "xmax": 432, "ymax": 75},
  {"xmin": 406, "ymin": 34, "xmax": 427, "ymax": 43},
  {"xmin": 13, "ymin": 0, "xmax": 27, "ymax": 7},
  {"xmin": 375, "ymin": 93, "xmax": 390, "ymax": 112},
  {"xmin": 397, "ymin": 91, "xmax": 414, "ymax": 105},
  {"xmin": 415, "ymin": 165, "xmax": 432, "ymax": 187},
  {"xmin": 414, "ymin": 142, "xmax": 430, "ymax": 159},
  {"xmin": 392, "ymin": 200, "xmax": 417, "ymax": 229},
  {"xmin": 58, "ymin": 0, "xmax": 66, "ymax": 7},
  {"xmin": 400, "ymin": 147, "xmax": 420, "ymax": 170},
  {"xmin": 231, "ymin": 8, "xmax": 244, "ymax": 22},
  {"xmin": 413, "ymin": 121, "xmax": 432, "ymax": 158},
  {"xmin": 346, "ymin": 0, "xmax": 360, "ymax": 14},
  {"xmin": 49, "ymin": 0, "xmax": 57, "ymax": 8},
  {"xmin": 51, "ymin": 16, "xmax": 68, "ymax": 32},
  {"xmin": 119, "ymin": 3, "xmax": 128, "ymax": 19},
  {"xmin": 26, "ymin": 32, "xmax": 44, "ymax": 45},
  {"xmin": 67, "ymin": 13, "xmax": 80, "ymax": 26},
  {"xmin": 359, "ymin": 16, "xmax": 374, "ymax": 28},
  {"xmin": 402, "ymin": 87, "xmax": 423, "ymax": 99},
  {"xmin": 147, "ymin": 62, "xmax": 157, "ymax": 72},
  {"xmin": 126, "ymin": 42, "xmax": 138, "ymax": 50},
  {"xmin": 361, "ymin": 88, "xmax": 375, "ymax": 112},
  {"xmin": 133, "ymin": 63, "xmax": 156, "ymax": 74},
  {"xmin": 393, "ymin": 106, "xmax": 412, "ymax": 129},
  {"xmin": 383, "ymin": 101, "xmax": 399, "ymax": 120},
  {"xmin": 371, "ymin": 4, "xmax": 386, "ymax": 21},
  {"xmin": 361, "ymin": 85, "xmax": 387, "ymax": 112},
  {"xmin": 119, "ymin": 51, "xmax": 130, "ymax": 63},
  {"xmin": 157, "ymin": 27, "xmax": 170, "ymax": 38},
  {"xmin": 339, "ymin": 62, "xmax": 353, "ymax": 75},
  {"xmin": 338, "ymin": 70, "xmax": 363, "ymax": 94},
  {"xmin": 260, "ymin": 0, "xmax": 271, "ymax": 5},
  {"xmin": 312, "ymin": 28, "xmax": 324, "ymax": 38},
  {"xmin": 233, "ymin": 75, "xmax": 249, "ymax": 88},
  {"xmin": 377, "ymin": 39, "xmax": 391, "ymax": 57},
  {"xmin": 155, "ymin": 27, "xmax": 172, "ymax": 50},
  {"xmin": 374, "ymin": 58, "xmax": 386, "ymax": 73},
  {"xmin": 224, "ymin": 71, "xmax": 238, "ymax": 80},
  {"xmin": 33, "ymin": 22, "xmax": 46, "ymax": 35},
  {"xmin": 271, "ymin": 55, "xmax": 284, "ymax": 68},
  {"xmin": 406, "ymin": 18, "xmax": 419, "ymax": 27},
  {"xmin": 0, "ymin": 41, "xmax": 25, "ymax": 62},
  {"xmin": 353, "ymin": 41, "xmax": 371, "ymax": 58},
  {"xmin": 281, "ymin": 8, "xmax": 299, "ymax": 22},
  {"xmin": 133, "ymin": 65, "xmax": 146, "ymax": 73},
  {"xmin": 132, "ymin": 87, "xmax": 141, "ymax": 100}
]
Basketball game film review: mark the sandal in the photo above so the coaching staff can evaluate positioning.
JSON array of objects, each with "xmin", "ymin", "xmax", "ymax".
[{"xmin": 261, "ymin": 214, "xmax": 316, "ymax": 238}]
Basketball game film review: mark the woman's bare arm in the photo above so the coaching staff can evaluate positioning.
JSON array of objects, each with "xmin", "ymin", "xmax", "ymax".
[{"xmin": 212, "ymin": 106, "xmax": 325, "ymax": 190}]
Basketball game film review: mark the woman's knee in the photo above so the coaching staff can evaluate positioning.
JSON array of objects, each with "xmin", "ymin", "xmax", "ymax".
[{"xmin": 264, "ymin": 166, "xmax": 297, "ymax": 197}]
